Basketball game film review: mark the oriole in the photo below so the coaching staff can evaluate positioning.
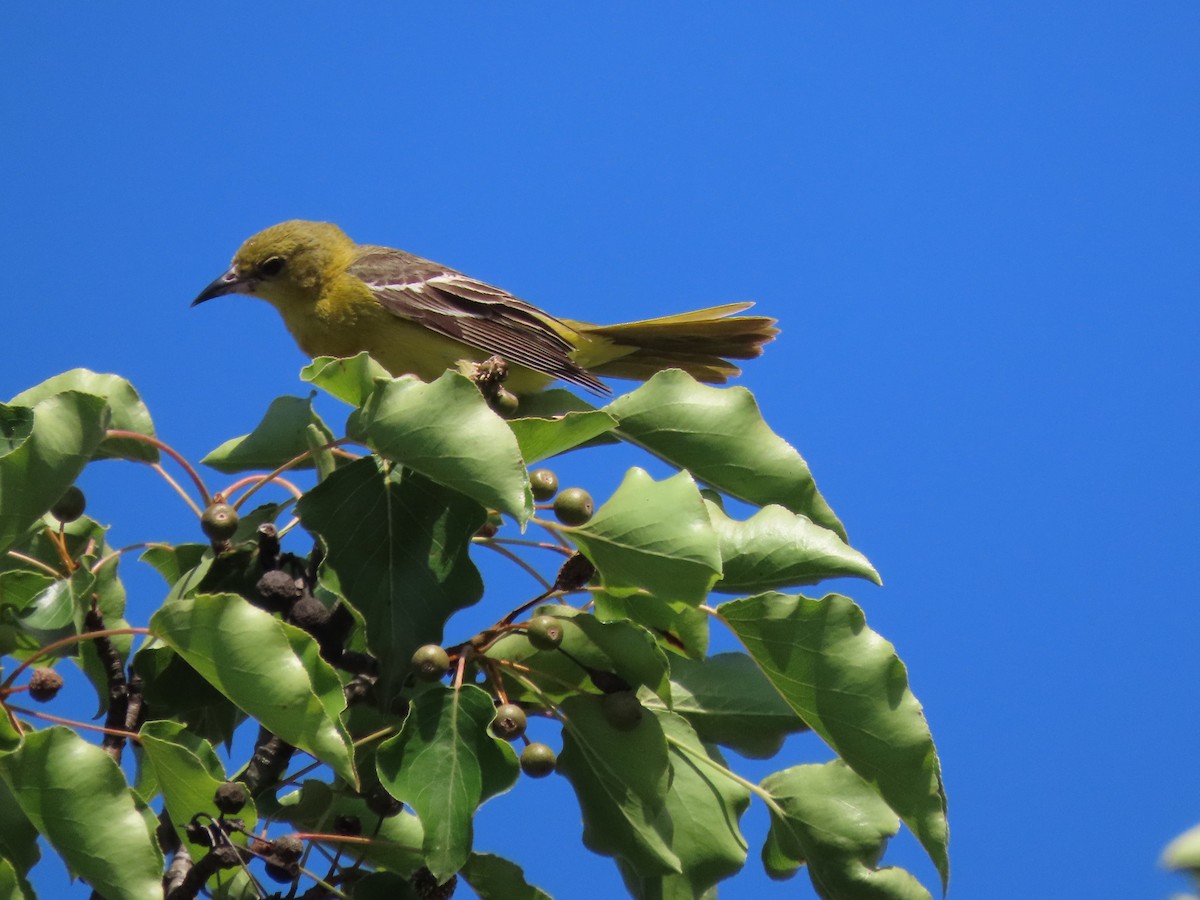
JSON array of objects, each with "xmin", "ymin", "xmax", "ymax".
[{"xmin": 193, "ymin": 220, "xmax": 777, "ymax": 395}]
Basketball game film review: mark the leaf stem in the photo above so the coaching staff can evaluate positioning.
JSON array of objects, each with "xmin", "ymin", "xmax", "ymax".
[
  {"xmin": 4, "ymin": 550, "xmax": 63, "ymax": 578},
  {"xmin": 152, "ymin": 463, "xmax": 204, "ymax": 518},
  {"xmin": 232, "ymin": 438, "xmax": 349, "ymax": 512},
  {"xmin": 476, "ymin": 540, "xmax": 553, "ymax": 590},
  {"xmin": 5, "ymin": 704, "xmax": 142, "ymax": 743},
  {"xmin": 663, "ymin": 732, "xmax": 788, "ymax": 819},
  {"xmin": 1, "ymin": 627, "xmax": 152, "ymax": 689},
  {"xmin": 107, "ymin": 429, "xmax": 211, "ymax": 506}
]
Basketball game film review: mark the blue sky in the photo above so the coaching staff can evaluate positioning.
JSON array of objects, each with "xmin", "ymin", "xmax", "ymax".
[{"xmin": 2, "ymin": 4, "xmax": 1198, "ymax": 898}]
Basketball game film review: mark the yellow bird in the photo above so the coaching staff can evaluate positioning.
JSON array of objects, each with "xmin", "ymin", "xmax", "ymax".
[{"xmin": 193, "ymin": 220, "xmax": 777, "ymax": 395}]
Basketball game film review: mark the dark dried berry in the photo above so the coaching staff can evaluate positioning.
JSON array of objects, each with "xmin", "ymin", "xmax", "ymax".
[
  {"xmin": 211, "ymin": 843, "xmax": 242, "ymax": 869},
  {"xmin": 529, "ymin": 468, "xmax": 558, "ymax": 501},
  {"xmin": 412, "ymin": 865, "xmax": 457, "ymax": 900},
  {"xmin": 552, "ymin": 487, "xmax": 593, "ymax": 526},
  {"xmin": 554, "ymin": 552, "xmax": 595, "ymax": 592},
  {"xmin": 213, "ymin": 781, "xmax": 247, "ymax": 815},
  {"xmin": 411, "ymin": 644, "xmax": 450, "ymax": 682},
  {"xmin": 270, "ymin": 834, "xmax": 304, "ymax": 865},
  {"xmin": 263, "ymin": 860, "xmax": 298, "ymax": 883},
  {"xmin": 27, "ymin": 667, "xmax": 63, "ymax": 703},
  {"xmin": 185, "ymin": 819, "xmax": 214, "ymax": 848},
  {"xmin": 334, "ymin": 814, "xmax": 363, "ymax": 836},
  {"xmin": 520, "ymin": 742, "xmax": 557, "ymax": 778},
  {"xmin": 255, "ymin": 570, "xmax": 301, "ymax": 611},
  {"xmin": 50, "ymin": 486, "xmax": 86, "ymax": 523},
  {"xmin": 200, "ymin": 503, "xmax": 239, "ymax": 542},
  {"xmin": 527, "ymin": 616, "xmax": 563, "ymax": 651},
  {"xmin": 491, "ymin": 703, "xmax": 527, "ymax": 741},
  {"xmin": 288, "ymin": 594, "xmax": 331, "ymax": 631},
  {"xmin": 365, "ymin": 784, "xmax": 404, "ymax": 818}
]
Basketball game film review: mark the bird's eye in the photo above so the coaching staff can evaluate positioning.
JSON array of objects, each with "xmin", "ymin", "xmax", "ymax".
[{"xmin": 259, "ymin": 256, "xmax": 286, "ymax": 278}]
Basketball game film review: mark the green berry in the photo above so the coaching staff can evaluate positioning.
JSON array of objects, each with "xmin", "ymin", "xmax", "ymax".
[
  {"xmin": 601, "ymin": 690, "xmax": 644, "ymax": 731},
  {"xmin": 50, "ymin": 486, "xmax": 86, "ymax": 523},
  {"xmin": 529, "ymin": 468, "xmax": 559, "ymax": 501},
  {"xmin": 527, "ymin": 615, "xmax": 563, "ymax": 651},
  {"xmin": 553, "ymin": 487, "xmax": 594, "ymax": 526},
  {"xmin": 411, "ymin": 644, "xmax": 450, "ymax": 682},
  {"xmin": 200, "ymin": 503, "xmax": 239, "ymax": 542},
  {"xmin": 520, "ymin": 742, "xmax": 557, "ymax": 777},
  {"xmin": 490, "ymin": 388, "xmax": 520, "ymax": 416},
  {"xmin": 491, "ymin": 703, "xmax": 527, "ymax": 741}
]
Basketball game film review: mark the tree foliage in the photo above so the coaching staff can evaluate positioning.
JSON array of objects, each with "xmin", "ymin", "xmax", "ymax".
[{"xmin": 0, "ymin": 359, "xmax": 948, "ymax": 899}]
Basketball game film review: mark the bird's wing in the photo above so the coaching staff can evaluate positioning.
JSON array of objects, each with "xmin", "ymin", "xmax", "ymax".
[{"xmin": 348, "ymin": 246, "xmax": 608, "ymax": 394}]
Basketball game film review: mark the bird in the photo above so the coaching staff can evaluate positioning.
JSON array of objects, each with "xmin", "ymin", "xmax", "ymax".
[{"xmin": 192, "ymin": 220, "xmax": 777, "ymax": 396}]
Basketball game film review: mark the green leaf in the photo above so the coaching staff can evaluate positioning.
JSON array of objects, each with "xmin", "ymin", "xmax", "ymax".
[
  {"xmin": 706, "ymin": 501, "xmax": 880, "ymax": 593},
  {"xmin": 10, "ymin": 369, "xmax": 157, "ymax": 462},
  {"xmin": 150, "ymin": 593, "xmax": 356, "ymax": 784},
  {"xmin": 133, "ymin": 643, "xmax": 243, "ymax": 748},
  {"xmin": 0, "ymin": 857, "xmax": 28, "ymax": 900},
  {"xmin": 461, "ymin": 852, "xmax": 553, "ymax": 900},
  {"xmin": 376, "ymin": 685, "xmax": 519, "ymax": 881},
  {"xmin": 606, "ymin": 370, "xmax": 846, "ymax": 540},
  {"xmin": 508, "ymin": 408, "xmax": 618, "ymax": 464},
  {"xmin": 594, "ymin": 590, "xmax": 710, "ymax": 660},
  {"xmin": 298, "ymin": 458, "xmax": 485, "ymax": 701},
  {"xmin": 201, "ymin": 394, "xmax": 335, "ymax": 473},
  {"xmin": 0, "ymin": 392, "xmax": 110, "ymax": 553},
  {"xmin": 139, "ymin": 543, "xmax": 208, "ymax": 587},
  {"xmin": 655, "ymin": 653, "xmax": 808, "ymax": 759},
  {"xmin": 619, "ymin": 710, "xmax": 751, "ymax": 899},
  {"xmin": 139, "ymin": 721, "xmax": 256, "ymax": 852},
  {"xmin": 720, "ymin": 592, "xmax": 949, "ymax": 889},
  {"xmin": 302, "ymin": 352, "xmax": 391, "ymax": 407},
  {"xmin": 762, "ymin": 761, "xmax": 932, "ymax": 899},
  {"xmin": 349, "ymin": 871, "xmax": 421, "ymax": 900},
  {"xmin": 277, "ymin": 779, "xmax": 424, "ymax": 876},
  {"xmin": 564, "ymin": 468, "xmax": 721, "ymax": 606},
  {"xmin": 555, "ymin": 693, "xmax": 678, "ymax": 877},
  {"xmin": 356, "ymin": 371, "xmax": 533, "ymax": 522},
  {"xmin": 0, "ymin": 570, "xmax": 56, "ymax": 656},
  {"xmin": 0, "ymin": 777, "xmax": 39, "ymax": 878},
  {"xmin": 0, "ymin": 727, "xmax": 163, "ymax": 900}
]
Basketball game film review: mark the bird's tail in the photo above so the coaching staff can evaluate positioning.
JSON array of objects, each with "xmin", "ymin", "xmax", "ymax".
[{"xmin": 573, "ymin": 303, "xmax": 779, "ymax": 384}]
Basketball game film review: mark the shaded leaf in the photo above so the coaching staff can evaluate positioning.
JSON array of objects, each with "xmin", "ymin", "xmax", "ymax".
[
  {"xmin": 0, "ymin": 777, "xmax": 39, "ymax": 877},
  {"xmin": 150, "ymin": 593, "xmax": 356, "ymax": 784},
  {"xmin": 564, "ymin": 468, "xmax": 721, "ymax": 606},
  {"xmin": 356, "ymin": 371, "xmax": 533, "ymax": 522},
  {"xmin": 0, "ymin": 727, "xmax": 163, "ymax": 900},
  {"xmin": 606, "ymin": 370, "xmax": 846, "ymax": 540},
  {"xmin": 720, "ymin": 592, "xmax": 949, "ymax": 889},
  {"xmin": 461, "ymin": 852, "xmax": 553, "ymax": 900},
  {"xmin": 706, "ymin": 501, "xmax": 880, "ymax": 593},
  {"xmin": 202, "ymin": 394, "xmax": 335, "ymax": 473},
  {"xmin": 619, "ymin": 710, "xmax": 750, "ymax": 899},
  {"xmin": 10, "ymin": 369, "xmax": 157, "ymax": 462},
  {"xmin": 593, "ymin": 590, "xmax": 710, "ymax": 660},
  {"xmin": 376, "ymin": 685, "xmax": 519, "ymax": 881},
  {"xmin": 655, "ymin": 653, "xmax": 808, "ymax": 759},
  {"xmin": 555, "ymin": 693, "xmax": 678, "ymax": 876},
  {"xmin": 762, "ymin": 761, "xmax": 931, "ymax": 899},
  {"xmin": 299, "ymin": 458, "xmax": 484, "ymax": 701},
  {"xmin": 0, "ymin": 392, "xmax": 110, "ymax": 553}
]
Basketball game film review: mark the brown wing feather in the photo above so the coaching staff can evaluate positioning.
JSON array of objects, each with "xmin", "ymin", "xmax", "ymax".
[{"xmin": 347, "ymin": 247, "xmax": 608, "ymax": 394}]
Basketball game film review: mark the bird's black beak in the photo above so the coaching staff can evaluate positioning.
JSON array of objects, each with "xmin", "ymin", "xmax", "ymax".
[{"xmin": 192, "ymin": 267, "xmax": 254, "ymax": 306}]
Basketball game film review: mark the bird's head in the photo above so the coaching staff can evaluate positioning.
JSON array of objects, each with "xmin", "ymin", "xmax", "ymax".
[{"xmin": 192, "ymin": 220, "xmax": 357, "ymax": 311}]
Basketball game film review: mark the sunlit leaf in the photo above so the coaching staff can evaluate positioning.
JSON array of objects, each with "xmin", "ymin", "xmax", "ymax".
[
  {"xmin": 706, "ymin": 500, "xmax": 880, "ymax": 592},
  {"xmin": 10, "ymin": 369, "xmax": 157, "ymax": 462},
  {"xmin": 0, "ymin": 727, "xmax": 163, "ymax": 900},
  {"xmin": 564, "ymin": 468, "xmax": 721, "ymax": 606},
  {"xmin": 720, "ymin": 592, "xmax": 949, "ymax": 889},
  {"xmin": 302, "ymin": 352, "xmax": 391, "ymax": 407},
  {"xmin": 762, "ymin": 761, "xmax": 932, "ymax": 899},
  {"xmin": 508, "ymin": 408, "xmax": 617, "ymax": 464},
  {"xmin": 606, "ymin": 370, "xmax": 846, "ymax": 539},
  {"xmin": 151, "ymin": 593, "xmax": 356, "ymax": 784}
]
